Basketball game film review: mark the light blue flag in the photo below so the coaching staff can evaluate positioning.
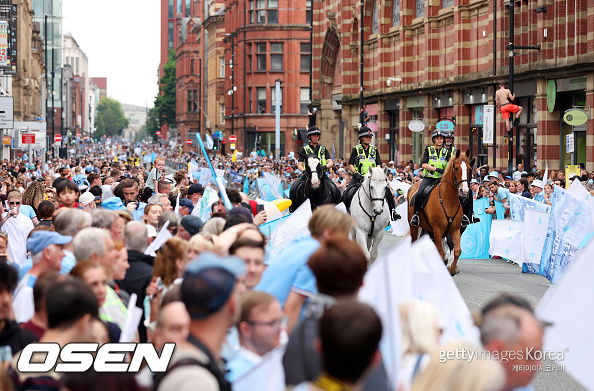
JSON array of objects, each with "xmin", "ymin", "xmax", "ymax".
[
  {"xmin": 539, "ymin": 187, "xmax": 592, "ymax": 283},
  {"xmin": 332, "ymin": 143, "xmax": 335, "ymax": 161},
  {"xmin": 509, "ymin": 193, "xmax": 551, "ymax": 221},
  {"xmin": 243, "ymin": 177, "xmax": 250, "ymax": 194}
]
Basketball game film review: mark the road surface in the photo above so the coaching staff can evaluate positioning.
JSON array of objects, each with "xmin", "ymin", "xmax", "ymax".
[{"xmin": 379, "ymin": 233, "xmax": 585, "ymax": 391}]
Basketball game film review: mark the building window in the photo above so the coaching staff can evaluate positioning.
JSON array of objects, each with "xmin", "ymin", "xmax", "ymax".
[
  {"xmin": 177, "ymin": 0, "xmax": 182, "ymax": 14},
  {"xmin": 249, "ymin": 0, "xmax": 254, "ymax": 23},
  {"xmin": 268, "ymin": 0, "xmax": 278, "ymax": 23},
  {"xmin": 191, "ymin": 59, "xmax": 195, "ymax": 75},
  {"xmin": 415, "ymin": 0, "xmax": 425, "ymax": 18},
  {"xmin": 187, "ymin": 90, "xmax": 197, "ymax": 113},
  {"xmin": 372, "ymin": 0, "xmax": 378, "ymax": 34},
  {"xmin": 186, "ymin": 0, "xmax": 191, "ymax": 16},
  {"xmin": 271, "ymin": 86, "xmax": 283, "ymax": 114},
  {"xmin": 442, "ymin": 0, "xmax": 454, "ymax": 7},
  {"xmin": 300, "ymin": 88, "xmax": 310, "ymax": 114},
  {"xmin": 168, "ymin": 22, "xmax": 174, "ymax": 49},
  {"xmin": 256, "ymin": 0, "xmax": 266, "ymax": 23},
  {"xmin": 306, "ymin": 0, "xmax": 312, "ymax": 24},
  {"xmin": 270, "ymin": 43, "xmax": 283, "ymax": 71},
  {"xmin": 246, "ymin": 44, "xmax": 252, "ymax": 72},
  {"xmin": 220, "ymin": 103, "xmax": 225, "ymax": 124},
  {"xmin": 168, "ymin": 0, "xmax": 173, "ymax": 18},
  {"xmin": 300, "ymin": 43, "xmax": 311, "ymax": 72},
  {"xmin": 392, "ymin": 0, "xmax": 400, "ymax": 26},
  {"xmin": 257, "ymin": 88, "xmax": 267, "ymax": 113},
  {"xmin": 256, "ymin": 43, "xmax": 266, "ymax": 71},
  {"xmin": 248, "ymin": 87, "xmax": 253, "ymax": 113},
  {"xmin": 220, "ymin": 57, "xmax": 225, "ymax": 78}
]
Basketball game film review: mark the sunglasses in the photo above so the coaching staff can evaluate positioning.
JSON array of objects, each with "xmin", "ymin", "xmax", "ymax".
[{"xmin": 8, "ymin": 201, "xmax": 21, "ymax": 205}]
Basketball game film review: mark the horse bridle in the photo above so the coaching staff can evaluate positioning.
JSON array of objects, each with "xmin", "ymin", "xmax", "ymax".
[
  {"xmin": 358, "ymin": 176, "xmax": 386, "ymax": 238},
  {"xmin": 443, "ymin": 163, "xmax": 468, "ymax": 191},
  {"xmin": 437, "ymin": 160, "xmax": 466, "ymax": 234}
]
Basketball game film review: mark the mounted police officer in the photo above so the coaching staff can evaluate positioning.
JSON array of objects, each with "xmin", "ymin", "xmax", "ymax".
[
  {"xmin": 410, "ymin": 129, "xmax": 451, "ymax": 227},
  {"xmin": 442, "ymin": 129, "xmax": 480, "ymax": 228},
  {"xmin": 344, "ymin": 126, "xmax": 400, "ymax": 221},
  {"xmin": 296, "ymin": 126, "xmax": 333, "ymax": 185}
]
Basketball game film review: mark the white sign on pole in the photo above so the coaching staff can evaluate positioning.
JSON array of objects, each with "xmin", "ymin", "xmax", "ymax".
[
  {"xmin": 566, "ymin": 133, "xmax": 574, "ymax": 153},
  {"xmin": 483, "ymin": 105, "xmax": 494, "ymax": 144},
  {"xmin": 0, "ymin": 97, "xmax": 14, "ymax": 129}
]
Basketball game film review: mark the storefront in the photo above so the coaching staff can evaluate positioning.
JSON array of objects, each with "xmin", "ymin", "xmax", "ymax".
[
  {"xmin": 464, "ymin": 88, "xmax": 489, "ymax": 167},
  {"xmin": 245, "ymin": 130, "xmax": 286, "ymax": 157},
  {"xmin": 406, "ymin": 96, "xmax": 425, "ymax": 164},
  {"xmin": 385, "ymin": 99, "xmax": 399, "ymax": 162},
  {"xmin": 514, "ymin": 80, "xmax": 538, "ymax": 171}
]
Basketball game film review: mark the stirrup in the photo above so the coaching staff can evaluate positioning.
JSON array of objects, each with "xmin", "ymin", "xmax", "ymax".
[
  {"xmin": 391, "ymin": 210, "xmax": 401, "ymax": 221},
  {"xmin": 410, "ymin": 214, "xmax": 420, "ymax": 227},
  {"xmin": 461, "ymin": 215, "xmax": 471, "ymax": 228}
]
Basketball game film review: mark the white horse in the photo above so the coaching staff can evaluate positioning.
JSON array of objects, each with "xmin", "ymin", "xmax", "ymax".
[{"xmin": 350, "ymin": 166, "xmax": 391, "ymax": 264}]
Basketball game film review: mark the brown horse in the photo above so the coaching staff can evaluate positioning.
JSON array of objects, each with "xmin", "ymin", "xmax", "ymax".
[{"xmin": 406, "ymin": 149, "xmax": 473, "ymax": 275}]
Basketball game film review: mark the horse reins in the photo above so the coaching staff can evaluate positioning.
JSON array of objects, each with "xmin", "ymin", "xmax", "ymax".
[
  {"xmin": 437, "ymin": 163, "xmax": 464, "ymax": 234},
  {"xmin": 358, "ymin": 178, "xmax": 385, "ymax": 238}
]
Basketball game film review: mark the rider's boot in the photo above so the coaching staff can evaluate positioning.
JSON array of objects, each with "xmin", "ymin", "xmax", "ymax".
[
  {"xmin": 471, "ymin": 213, "xmax": 481, "ymax": 224},
  {"xmin": 385, "ymin": 187, "xmax": 401, "ymax": 221},
  {"xmin": 461, "ymin": 214, "xmax": 471, "ymax": 228}
]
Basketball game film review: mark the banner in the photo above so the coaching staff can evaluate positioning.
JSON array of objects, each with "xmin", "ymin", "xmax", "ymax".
[
  {"xmin": 460, "ymin": 198, "xmax": 499, "ymax": 260},
  {"xmin": 539, "ymin": 186, "xmax": 592, "ymax": 283},
  {"xmin": 521, "ymin": 210, "xmax": 549, "ymax": 273},
  {"xmin": 389, "ymin": 201, "xmax": 410, "ymax": 236},
  {"xmin": 206, "ymin": 133, "xmax": 214, "ymax": 149},
  {"xmin": 359, "ymin": 236, "xmax": 481, "ymax": 388},
  {"xmin": 389, "ymin": 180, "xmax": 411, "ymax": 197},
  {"xmin": 536, "ymin": 237, "xmax": 594, "ymax": 389},
  {"xmin": 263, "ymin": 172, "xmax": 282, "ymax": 199},
  {"xmin": 482, "ymin": 105, "xmax": 494, "ymax": 144},
  {"xmin": 489, "ymin": 219, "xmax": 524, "ymax": 263},
  {"xmin": 193, "ymin": 186, "xmax": 219, "ymax": 223},
  {"xmin": 269, "ymin": 199, "xmax": 312, "ymax": 252},
  {"xmin": 509, "ymin": 193, "xmax": 551, "ymax": 221}
]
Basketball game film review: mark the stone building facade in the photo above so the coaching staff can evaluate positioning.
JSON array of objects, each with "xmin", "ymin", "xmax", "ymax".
[{"xmin": 312, "ymin": 0, "xmax": 594, "ymax": 171}]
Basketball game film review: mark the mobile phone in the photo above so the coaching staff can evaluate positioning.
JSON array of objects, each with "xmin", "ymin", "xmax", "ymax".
[{"xmin": 256, "ymin": 204, "xmax": 265, "ymax": 214}]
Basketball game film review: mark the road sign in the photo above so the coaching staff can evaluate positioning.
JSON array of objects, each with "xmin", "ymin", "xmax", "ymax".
[
  {"xmin": 186, "ymin": 139, "xmax": 192, "ymax": 146},
  {"xmin": 0, "ymin": 97, "xmax": 14, "ymax": 128},
  {"xmin": 221, "ymin": 138, "xmax": 226, "ymax": 144},
  {"xmin": 21, "ymin": 133, "xmax": 35, "ymax": 144},
  {"xmin": 230, "ymin": 143, "xmax": 236, "ymax": 150},
  {"xmin": 229, "ymin": 135, "xmax": 237, "ymax": 143},
  {"xmin": 2, "ymin": 136, "xmax": 8, "ymax": 145},
  {"xmin": 54, "ymin": 134, "xmax": 62, "ymax": 143},
  {"xmin": 156, "ymin": 131, "xmax": 161, "ymax": 136}
]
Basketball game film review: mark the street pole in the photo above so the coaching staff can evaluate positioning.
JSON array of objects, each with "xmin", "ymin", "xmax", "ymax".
[
  {"xmin": 508, "ymin": 0, "xmax": 514, "ymax": 173},
  {"xmin": 359, "ymin": 0, "xmax": 364, "ymax": 121},
  {"xmin": 51, "ymin": 48, "xmax": 55, "ymax": 157},
  {"xmin": 492, "ymin": 0, "xmax": 497, "ymax": 170},
  {"xmin": 309, "ymin": 0, "xmax": 313, "ymax": 104},
  {"xmin": 275, "ymin": 79, "xmax": 281, "ymax": 162},
  {"xmin": 231, "ymin": 34, "xmax": 235, "ymax": 136},
  {"xmin": 44, "ymin": 15, "xmax": 48, "ymax": 158}
]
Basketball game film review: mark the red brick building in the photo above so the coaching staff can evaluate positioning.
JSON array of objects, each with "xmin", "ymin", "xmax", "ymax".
[{"xmin": 312, "ymin": 0, "xmax": 594, "ymax": 171}]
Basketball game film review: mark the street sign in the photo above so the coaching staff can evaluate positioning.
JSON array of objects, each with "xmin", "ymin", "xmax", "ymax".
[
  {"xmin": 0, "ymin": 97, "xmax": 14, "ymax": 128},
  {"xmin": 54, "ymin": 134, "xmax": 62, "ymax": 143},
  {"xmin": 229, "ymin": 135, "xmax": 237, "ymax": 143},
  {"xmin": 483, "ymin": 105, "xmax": 494, "ymax": 144},
  {"xmin": 563, "ymin": 109, "xmax": 589, "ymax": 126},
  {"xmin": 230, "ymin": 143, "xmax": 236, "ymax": 150},
  {"xmin": 566, "ymin": 134, "xmax": 574, "ymax": 153},
  {"xmin": 0, "ymin": 21, "xmax": 8, "ymax": 67},
  {"xmin": 156, "ymin": 131, "xmax": 161, "ymax": 136},
  {"xmin": 2, "ymin": 136, "xmax": 8, "ymax": 145},
  {"xmin": 186, "ymin": 139, "xmax": 192, "ymax": 146},
  {"xmin": 221, "ymin": 138, "xmax": 226, "ymax": 144},
  {"xmin": 408, "ymin": 120, "xmax": 424, "ymax": 133},
  {"xmin": 21, "ymin": 133, "xmax": 35, "ymax": 144}
]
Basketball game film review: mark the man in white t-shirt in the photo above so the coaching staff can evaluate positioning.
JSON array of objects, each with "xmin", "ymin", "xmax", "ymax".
[
  {"xmin": 512, "ymin": 163, "xmax": 528, "ymax": 181},
  {"xmin": 13, "ymin": 231, "xmax": 71, "ymax": 323},
  {"xmin": 0, "ymin": 191, "xmax": 34, "ymax": 267}
]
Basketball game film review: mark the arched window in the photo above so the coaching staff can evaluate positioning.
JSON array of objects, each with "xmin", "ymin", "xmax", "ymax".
[
  {"xmin": 392, "ymin": 0, "xmax": 400, "ymax": 26},
  {"xmin": 372, "ymin": 0, "xmax": 379, "ymax": 34}
]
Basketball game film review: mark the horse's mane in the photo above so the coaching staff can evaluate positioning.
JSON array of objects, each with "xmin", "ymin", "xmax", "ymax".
[{"xmin": 438, "ymin": 152, "xmax": 468, "ymax": 184}]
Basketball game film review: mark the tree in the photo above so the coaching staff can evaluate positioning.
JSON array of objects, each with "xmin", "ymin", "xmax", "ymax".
[
  {"xmin": 136, "ymin": 107, "xmax": 160, "ymax": 142},
  {"xmin": 95, "ymin": 97, "xmax": 129, "ymax": 137},
  {"xmin": 154, "ymin": 50, "xmax": 177, "ymax": 129}
]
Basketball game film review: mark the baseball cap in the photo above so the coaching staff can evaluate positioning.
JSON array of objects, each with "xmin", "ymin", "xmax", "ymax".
[
  {"xmin": 28, "ymin": 231, "xmax": 72, "ymax": 255},
  {"xmin": 228, "ymin": 206, "xmax": 254, "ymax": 223},
  {"xmin": 188, "ymin": 183, "xmax": 205, "ymax": 195},
  {"xmin": 470, "ymin": 179, "xmax": 479, "ymax": 184},
  {"xmin": 182, "ymin": 252, "xmax": 246, "ymax": 319},
  {"xmin": 178, "ymin": 198, "xmax": 194, "ymax": 213},
  {"xmin": 488, "ymin": 171, "xmax": 500, "ymax": 180},
  {"xmin": 79, "ymin": 191, "xmax": 95, "ymax": 206},
  {"xmin": 101, "ymin": 197, "xmax": 126, "ymax": 211},
  {"xmin": 181, "ymin": 215, "xmax": 203, "ymax": 236},
  {"xmin": 505, "ymin": 176, "xmax": 512, "ymax": 180},
  {"xmin": 85, "ymin": 166, "xmax": 93, "ymax": 173}
]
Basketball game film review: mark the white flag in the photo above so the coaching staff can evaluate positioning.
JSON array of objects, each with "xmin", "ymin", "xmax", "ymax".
[
  {"xmin": 543, "ymin": 164, "xmax": 549, "ymax": 184},
  {"xmin": 144, "ymin": 221, "xmax": 173, "ymax": 256},
  {"xmin": 269, "ymin": 199, "xmax": 312, "ymax": 251},
  {"xmin": 233, "ymin": 346, "xmax": 286, "ymax": 391},
  {"xmin": 206, "ymin": 133, "xmax": 214, "ymax": 149},
  {"xmin": 536, "ymin": 238, "xmax": 594, "ymax": 389},
  {"xmin": 174, "ymin": 192, "xmax": 180, "ymax": 215}
]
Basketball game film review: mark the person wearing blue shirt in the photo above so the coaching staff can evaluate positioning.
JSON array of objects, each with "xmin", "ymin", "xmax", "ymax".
[
  {"xmin": 529, "ymin": 179, "xmax": 545, "ymax": 203},
  {"xmin": 488, "ymin": 180, "xmax": 510, "ymax": 215},
  {"xmin": 255, "ymin": 205, "xmax": 355, "ymax": 333}
]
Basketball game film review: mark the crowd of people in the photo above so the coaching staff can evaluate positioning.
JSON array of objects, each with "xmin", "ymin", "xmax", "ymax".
[{"xmin": 0, "ymin": 139, "xmax": 564, "ymax": 391}]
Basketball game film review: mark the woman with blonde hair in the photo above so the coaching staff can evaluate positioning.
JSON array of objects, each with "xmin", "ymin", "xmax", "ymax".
[
  {"xmin": 398, "ymin": 300, "xmax": 442, "ymax": 391},
  {"xmin": 410, "ymin": 341, "xmax": 505, "ymax": 391}
]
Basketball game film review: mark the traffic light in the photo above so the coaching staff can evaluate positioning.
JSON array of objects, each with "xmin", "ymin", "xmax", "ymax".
[{"xmin": 213, "ymin": 138, "xmax": 219, "ymax": 151}]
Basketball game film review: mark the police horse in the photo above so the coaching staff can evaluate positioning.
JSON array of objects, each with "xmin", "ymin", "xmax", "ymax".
[
  {"xmin": 350, "ymin": 166, "xmax": 391, "ymax": 264},
  {"xmin": 289, "ymin": 155, "xmax": 341, "ymax": 212},
  {"xmin": 406, "ymin": 149, "xmax": 473, "ymax": 275}
]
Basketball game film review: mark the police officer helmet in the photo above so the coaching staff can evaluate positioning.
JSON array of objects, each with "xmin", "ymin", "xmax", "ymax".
[
  {"xmin": 358, "ymin": 126, "xmax": 373, "ymax": 140},
  {"xmin": 307, "ymin": 126, "xmax": 322, "ymax": 138},
  {"xmin": 443, "ymin": 129, "xmax": 454, "ymax": 143},
  {"xmin": 431, "ymin": 129, "xmax": 445, "ymax": 143}
]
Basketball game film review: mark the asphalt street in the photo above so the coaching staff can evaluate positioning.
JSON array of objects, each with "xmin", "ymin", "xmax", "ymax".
[{"xmin": 379, "ymin": 233, "xmax": 586, "ymax": 391}]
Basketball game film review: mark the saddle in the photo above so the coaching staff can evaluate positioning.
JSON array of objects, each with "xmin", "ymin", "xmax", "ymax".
[
  {"xmin": 341, "ymin": 181, "xmax": 361, "ymax": 211},
  {"xmin": 411, "ymin": 183, "xmax": 437, "ymax": 209}
]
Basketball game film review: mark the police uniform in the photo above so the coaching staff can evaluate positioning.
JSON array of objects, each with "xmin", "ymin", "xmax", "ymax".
[
  {"xmin": 410, "ymin": 130, "xmax": 452, "ymax": 225},
  {"xmin": 344, "ymin": 126, "xmax": 399, "ymax": 220},
  {"xmin": 293, "ymin": 127, "xmax": 333, "ymax": 190}
]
